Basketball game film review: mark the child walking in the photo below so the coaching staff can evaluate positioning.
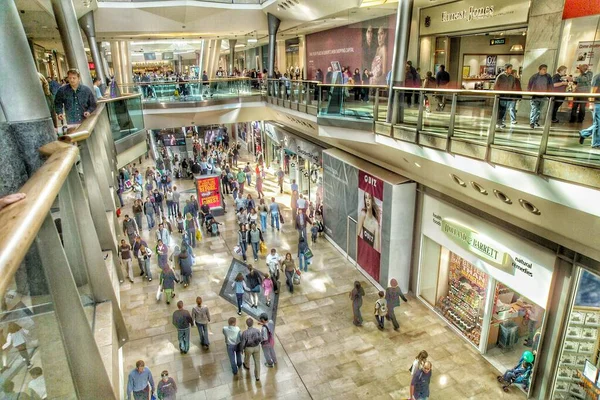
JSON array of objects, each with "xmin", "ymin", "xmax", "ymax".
[
  {"xmin": 262, "ymin": 273, "xmax": 274, "ymax": 307},
  {"xmin": 375, "ymin": 291, "xmax": 387, "ymax": 330},
  {"xmin": 311, "ymin": 222, "xmax": 319, "ymax": 244},
  {"xmin": 176, "ymin": 212, "xmax": 184, "ymax": 234}
]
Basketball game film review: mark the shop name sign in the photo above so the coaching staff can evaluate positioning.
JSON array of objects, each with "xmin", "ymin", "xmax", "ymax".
[
  {"xmin": 440, "ymin": 218, "xmax": 511, "ymax": 268},
  {"xmin": 420, "ymin": 0, "xmax": 530, "ymax": 36},
  {"xmin": 441, "ymin": 5, "xmax": 494, "ymax": 23}
]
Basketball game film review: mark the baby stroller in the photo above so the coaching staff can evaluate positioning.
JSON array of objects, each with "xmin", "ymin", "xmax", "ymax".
[
  {"xmin": 204, "ymin": 215, "xmax": 220, "ymax": 236},
  {"xmin": 497, "ymin": 351, "xmax": 534, "ymax": 392}
]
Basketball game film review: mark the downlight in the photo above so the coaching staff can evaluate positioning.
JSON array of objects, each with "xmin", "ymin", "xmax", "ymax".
[
  {"xmin": 450, "ymin": 174, "xmax": 466, "ymax": 187},
  {"xmin": 494, "ymin": 189, "xmax": 512, "ymax": 204},
  {"xmin": 470, "ymin": 181, "xmax": 488, "ymax": 195},
  {"xmin": 519, "ymin": 199, "xmax": 541, "ymax": 215}
]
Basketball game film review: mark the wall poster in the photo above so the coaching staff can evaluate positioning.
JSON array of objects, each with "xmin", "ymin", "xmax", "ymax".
[
  {"xmin": 357, "ymin": 170, "xmax": 384, "ymax": 282},
  {"xmin": 573, "ymin": 41, "xmax": 600, "ymax": 71}
]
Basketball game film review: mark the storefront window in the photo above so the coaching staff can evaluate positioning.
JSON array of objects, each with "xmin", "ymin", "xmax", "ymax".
[{"xmin": 552, "ymin": 269, "xmax": 600, "ymax": 400}]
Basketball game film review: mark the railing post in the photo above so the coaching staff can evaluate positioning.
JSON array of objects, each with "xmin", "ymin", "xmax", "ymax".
[
  {"xmin": 417, "ymin": 89, "xmax": 425, "ymax": 134},
  {"xmin": 65, "ymin": 167, "xmax": 128, "ymax": 340},
  {"xmin": 536, "ymin": 96, "xmax": 554, "ymax": 174},
  {"xmin": 318, "ymin": 85, "xmax": 323, "ymax": 113},
  {"xmin": 391, "ymin": 90, "xmax": 400, "ymax": 124},
  {"xmin": 305, "ymin": 82, "xmax": 310, "ymax": 105},
  {"xmin": 36, "ymin": 213, "xmax": 118, "ymax": 400},
  {"xmin": 446, "ymin": 92, "xmax": 458, "ymax": 151},
  {"xmin": 486, "ymin": 94, "xmax": 500, "ymax": 161},
  {"xmin": 374, "ymin": 88, "xmax": 380, "ymax": 122}
]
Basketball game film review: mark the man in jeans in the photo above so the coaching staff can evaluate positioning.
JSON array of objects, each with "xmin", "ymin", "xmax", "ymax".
[
  {"xmin": 222, "ymin": 317, "xmax": 242, "ymax": 375},
  {"xmin": 385, "ymin": 278, "xmax": 408, "ymax": 331},
  {"xmin": 494, "ymin": 64, "xmax": 516, "ymax": 129},
  {"xmin": 192, "ymin": 296, "xmax": 211, "ymax": 350},
  {"xmin": 410, "ymin": 361, "xmax": 432, "ymax": 400},
  {"xmin": 248, "ymin": 223, "xmax": 263, "ymax": 262},
  {"xmin": 241, "ymin": 318, "xmax": 262, "ymax": 382},
  {"xmin": 527, "ymin": 64, "xmax": 553, "ymax": 129},
  {"xmin": 127, "ymin": 360, "xmax": 155, "ymax": 400},
  {"xmin": 579, "ymin": 72, "xmax": 600, "ymax": 149},
  {"xmin": 268, "ymin": 198, "xmax": 281, "ymax": 231},
  {"xmin": 119, "ymin": 239, "xmax": 134, "ymax": 283},
  {"xmin": 172, "ymin": 301, "xmax": 193, "ymax": 354},
  {"xmin": 122, "ymin": 215, "xmax": 139, "ymax": 246},
  {"xmin": 259, "ymin": 313, "xmax": 277, "ymax": 368}
]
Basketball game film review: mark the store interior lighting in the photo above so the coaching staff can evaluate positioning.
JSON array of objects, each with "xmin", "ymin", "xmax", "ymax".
[{"xmin": 510, "ymin": 44, "xmax": 524, "ymax": 52}]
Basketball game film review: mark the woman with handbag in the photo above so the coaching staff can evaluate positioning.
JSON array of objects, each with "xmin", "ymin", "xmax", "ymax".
[
  {"xmin": 281, "ymin": 253, "xmax": 297, "ymax": 294},
  {"xmin": 245, "ymin": 266, "xmax": 262, "ymax": 308}
]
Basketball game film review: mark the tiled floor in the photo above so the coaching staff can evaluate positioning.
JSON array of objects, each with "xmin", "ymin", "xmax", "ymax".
[{"xmin": 119, "ymin": 149, "xmax": 526, "ymax": 399}]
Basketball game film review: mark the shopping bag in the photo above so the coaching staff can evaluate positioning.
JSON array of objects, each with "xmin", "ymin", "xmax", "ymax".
[
  {"xmin": 292, "ymin": 269, "xmax": 301, "ymax": 285},
  {"xmin": 233, "ymin": 245, "xmax": 242, "ymax": 256},
  {"xmin": 304, "ymin": 248, "xmax": 314, "ymax": 259},
  {"xmin": 259, "ymin": 241, "xmax": 267, "ymax": 255},
  {"xmin": 196, "ymin": 229, "xmax": 202, "ymax": 242},
  {"xmin": 156, "ymin": 285, "xmax": 162, "ymax": 301},
  {"xmin": 279, "ymin": 213, "xmax": 285, "ymax": 224}
]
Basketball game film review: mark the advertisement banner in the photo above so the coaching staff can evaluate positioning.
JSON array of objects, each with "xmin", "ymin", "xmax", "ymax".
[
  {"xmin": 305, "ymin": 14, "xmax": 396, "ymax": 84},
  {"xmin": 196, "ymin": 176, "xmax": 222, "ymax": 209},
  {"xmin": 573, "ymin": 41, "xmax": 600, "ymax": 71},
  {"xmin": 357, "ymin": 170, "xmax": 384, "ymax": 282}
]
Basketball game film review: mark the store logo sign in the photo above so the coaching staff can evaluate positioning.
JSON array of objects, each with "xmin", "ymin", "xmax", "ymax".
[
  {"xmin": 441, "ymin": 5, "xmax": 494, "ymax": 23},
  {"xmin": 441, "ymin": 218, "xmax": 511, "ymax": 269}
]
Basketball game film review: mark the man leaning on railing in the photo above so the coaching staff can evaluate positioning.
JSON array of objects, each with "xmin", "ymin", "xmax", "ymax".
[{"xmin": 54, "ymin": 69, "xmax": 97, "ymax": 125}]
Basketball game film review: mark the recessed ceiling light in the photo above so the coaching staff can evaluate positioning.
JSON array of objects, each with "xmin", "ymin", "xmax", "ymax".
[
  {"xmin": 494, "ymin": 190, "xmax": 512, "ymax": 204},
  {"xmin": 414, "ymin": 162, "xmax": 421, "ymax": 168},
  {"xmin": 470, "ymin": 181, "xmax": 488, "ymax": 195},
  {"xmin": 519, "ymin": 199, "xmax": 540, "ymax": 215},
  {"xmin": 450, "ymin": 174, "xmax": 466, "ymax": 187}
]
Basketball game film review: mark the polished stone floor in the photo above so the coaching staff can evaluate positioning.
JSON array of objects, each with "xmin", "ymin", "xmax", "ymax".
[{"xmin": 118, "ymin": 150, "xmax": 526, "ymax": 400}]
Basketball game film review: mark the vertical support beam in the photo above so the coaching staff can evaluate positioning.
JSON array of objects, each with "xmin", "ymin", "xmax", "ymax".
[
  {"xmin": 536, "ymin": 97, "xmax": 554, "ymax": 174},
  {"xmin": 446, "ymin": 92, "xmax": 458, "ymax": 151},
  {"xmin": 417, "ymin": 89, "xmax": 425, "ymax": 133},
  {"xmin": 51, "ymin": 0, "xmax": 93, "ymax": 88},
  {"xmin": 59, "ymin": 182, "xmax": 90, "ymax": 288},
  {"xmin": 267, "ymin": 13, "xmax": 281, "ymax": 78},
  {"xmin": 374, "ymin": 89, "xmax": 380, "ymax": 123},
  {"xmin": 66, "ymin": 167, "xmax": 127, "ymax": 339},
  {"xmin": 36, "ymin": 214, "xmax": 117, "ymax": 400},
  {"xmin": 99, "ymin": 42, "xmax": 111, "ymax": 79},
  {"xmin": 392, "ymin": 90, "xmax": 401, "ymax": 124},
  {"xmin": 228, "ymin": 39, "xmax": 237, "ymax": 75},
  {"xmin": 79, "ymin": 11, "xmax": 106, "ymax": 92},
  {"xmin": 486, "ymin": 95, "xmax": 500, "ymax": 161},
  {"xmin": 387, "ymin": 0, "xmax": 414, "ymax": 123}
]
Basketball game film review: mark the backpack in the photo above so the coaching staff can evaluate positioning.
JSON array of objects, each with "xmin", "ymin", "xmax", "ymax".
[
  {"xmin": 376, "ymin": 299, "xmax": 387, "ymax": 315},
  {"xmin": 161, "ymin": 175, "xmax": 167, "ymax": 184}
]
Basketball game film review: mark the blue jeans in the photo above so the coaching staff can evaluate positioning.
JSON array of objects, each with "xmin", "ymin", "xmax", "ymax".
[
  {"xmin": 196, "ymin": 323, "xmax": 209, "ymax": 346},
  {"xmin": 177, "ymin": 327, "xmax": 190, "ymax": 352},
  {"xmin": 251, "ymin": 241, "xmax": 259, "ymax": 260},
  {"xmin": 167, "ymin": 201, "xmax": 175, "ymax": 218},
  {"xmin": 146, "ymin": 213, "xmax": 155, "ymax": 229},
  {"xmin": 530, "ymin": 99, "xmax": 543, "ymax": 125},
  {"xmin": 187, "ymin": 228, "xmax": 196, "ymax": 247},
  {"xmin": 298, "ymin": 253, "xmax": 307, "ymax": 272},
  {"xmin": 581, "ymin": 103, "xmax": 600, "ymax": 147},
  {"xmin": 260, "ymin": 213, "xmax": 267, "ymax": 231},
  {"xmin": 143, "ymin": 258, "xmax": 152, "ymax": 280},
  {"xmin": 236, "ymin": 293, "xmax": 244, "ymax": 313},
  {"xmin": 507, "ymin": 101, "xmax": 517, "ymax": 123},
  {"xmin": 246, "ymin": 174, "xmax": 251, "ymax": 185},
  {"xmin": 239, "ymin": 242, "xmax": 247, "ymax": 261},
  {"xmin": 134, "ymin": 213, "xmax": 143, "ymax": 231},
  {"xmin": 226, "ymin": 344, "xmax": 243, "ymax": 374},
  {"xmin": 270, "ymin": 212, "xmax": 280, "ymax": 230}
]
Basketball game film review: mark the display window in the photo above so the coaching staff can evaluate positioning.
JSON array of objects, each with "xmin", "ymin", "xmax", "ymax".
[{"xmin": 552, "ymin": 269, "xmax": 600, "ymax": 400}]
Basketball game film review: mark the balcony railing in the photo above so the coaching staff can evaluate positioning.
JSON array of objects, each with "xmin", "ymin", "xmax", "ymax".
[
  {"xmin": 0, "ymin": 97, "xmax": 132, "ymax": 398},
  {"xmin": 120, "ymin": 78, "xmax": 264, "ymax": 105}
]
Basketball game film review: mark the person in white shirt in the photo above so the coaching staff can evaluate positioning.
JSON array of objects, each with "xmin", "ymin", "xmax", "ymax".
[
  {"xmin": 3, "ymin": 322, "xmax": 32, "ymax": 369},
  {"xmin": 266, "ymin": 248, "xmax": 282, "ymax": 283},
  {"xmin": 296, "ymin": 193, "xmax": 307, "ymax": 213},
  {"xmin": 28, "ymin": 367, "xmax": 47, "ymax": 399},
  {"xmin": 222, "ymin": 317, "xmax": 242, "ymax": 375}
]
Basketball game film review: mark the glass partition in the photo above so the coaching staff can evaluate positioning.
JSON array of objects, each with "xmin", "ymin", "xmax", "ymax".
[
  {"xmin": 319, "ymin": 85, "xmax": 387, "ymax": 121},
  {"xmin": 104, "ymin": 96, "xmax": 145, "ymax": 141}
]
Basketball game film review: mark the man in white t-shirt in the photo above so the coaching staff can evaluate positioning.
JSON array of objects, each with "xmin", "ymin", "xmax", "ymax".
[
  {"xmin": 28, "ymin": 367, "xmax": 47, "ymax": 399},
  {"xmin": 296, "ymin": 194, "xmax": 307, "ymax": 213}
]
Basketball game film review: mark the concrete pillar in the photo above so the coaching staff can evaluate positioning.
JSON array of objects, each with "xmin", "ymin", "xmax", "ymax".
[
  {"xmin": 78, "ymin": 11, "xmax": 106, "ymax": 92},
  {"xmin": 110, "ymin": 40, "xmax": 132, "ymax": 93},
  {"xmin": 276, "ymin": 40, "xmax": 286, "ymax": 75},
  {"xmin": 387, "ymin": 0, "xmax": 414, "ymax": 123},
  {"xmin": 228, "ymin": 39, "xmax": 237, "ymax": 75},
  {"xmin": 98, "ymin": 42, "xmax": 111, "ymax": 79},
  {"xmin": 267, "ymin": 13, "xmax": 281, "ymax": 78},
  {"xmin": 51, "ymin": 0, "xmax": 93, "ymax": 88},
  {"xmin": 299, "ymin": 35, "xmax": 307, "ymax": 79}
]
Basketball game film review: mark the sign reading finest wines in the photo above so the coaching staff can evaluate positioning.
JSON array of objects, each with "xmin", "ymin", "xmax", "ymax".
[
  {"xmin": 357, "ymin": 171, "xmax": 384, "ymax": 282},
  {"xmin": 196, "ymin": 176, "xmax": 222, "ymax": 209},
  {"xmin": 420, "ymin": 0, "xmax": 530, "ymax": 36}
]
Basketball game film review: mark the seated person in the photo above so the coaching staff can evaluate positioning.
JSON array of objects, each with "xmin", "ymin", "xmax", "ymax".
[{"xmin": 498, "ymin": 351, "xmax": 534, "ymax": 391}]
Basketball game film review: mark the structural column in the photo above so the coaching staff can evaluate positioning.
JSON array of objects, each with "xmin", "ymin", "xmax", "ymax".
[
  {"xmin": 110, "ymin": 40, "xmax": 132, "ymax": 93},
  {"xmin": 51, "ymin": 0, "xmax": 93, "ymax": 88},
  {"xmin": 98, "ymin": 42, "xmax": 110, "ymax": 79},
  {"xmin": 78, "ymin": 11, "xmax": 106, "ymax": 92},
  {"xmin": 299, "ymin": 35, "xmax": 307, "ymax": 79},
  {"xmin": 228, "ymin": 39, "xmax": 237, "ymax": 75},
  {"xmin": 267, "ymin": 13, "xmax": 281, "ymax": 78},
  {"xmin": 387, "ymin": 0, "xmax": 414, "ymax": 123}
]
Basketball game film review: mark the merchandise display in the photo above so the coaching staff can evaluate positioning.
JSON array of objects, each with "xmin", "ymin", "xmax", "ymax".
[
  {"xmin": 436, "ymin": 252, "xmax": 487, "ymax": 346},
  {"xmin": 553, "ymin": 307, "xmax": 600, "ymax": 400}
]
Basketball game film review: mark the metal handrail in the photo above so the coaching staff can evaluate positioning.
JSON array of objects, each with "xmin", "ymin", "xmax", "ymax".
[
  {"xmin": 391, "ymin": 86, "xmax": 600, "ymax": 98},
  {"xmin": 120, "ymin": 77, "xmax": 258, "ymax": 86},
  {"xmin": 266, "ymin": 78, "xmax": 321, "ymax": 84},
  {"xmin": 317, "ymin": 83, "xmax": 388, "ymax": 88},
  {"xmin": 99, "ymin": 93, "xmax": 142, "ymax": 103},
  {"xmin": 0, "ymin": 141, "xmax": 78, "ymax": 298}
]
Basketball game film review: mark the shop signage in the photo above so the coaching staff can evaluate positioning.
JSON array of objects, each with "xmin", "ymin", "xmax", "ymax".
[
  {"xmin": 420, "ymin": 0, "xmax": 530, "ymax": 36},
  {"xmin": 563, "ymin": 0, "xmax": 600, "ymax": 20},
  {"xmin": 441, "ymin": 218, "xmax": 511, "ymax": 268},
  {"xmin": 489, "ymin": 38, "xmax": 506, "ymax": 46}
]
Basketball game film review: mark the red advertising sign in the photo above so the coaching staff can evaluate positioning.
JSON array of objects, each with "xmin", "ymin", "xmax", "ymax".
[
  {"xmin": 357, "ymin": 170, "xmax": 384, "ymax": 283},
  {"xmin": 196, "ymin": 176, "xmax": 222, "ymax": 209},
  {"xmin": 562, "ymin": 0, "xmax": 600, "ymax": 19}
]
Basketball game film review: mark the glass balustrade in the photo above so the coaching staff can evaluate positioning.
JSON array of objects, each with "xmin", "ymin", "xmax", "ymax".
[{"xmin": 103, "ymin": 95, "xmax": 145, "ymax": 142}]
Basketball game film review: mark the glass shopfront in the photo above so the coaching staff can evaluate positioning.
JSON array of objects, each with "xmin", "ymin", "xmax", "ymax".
[
  {"xmin": 417, "ymin": 194, "xmax": 556, "ymax": 394},
  {"xmin": 552, "ymin": 268, "xmax": 600, "ymax": 400}
]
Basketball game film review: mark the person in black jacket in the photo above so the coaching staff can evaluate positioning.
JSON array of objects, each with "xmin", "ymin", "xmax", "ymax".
[
  {"xmin": 527, "ymin": 64, "xmax": 553, "ymax": 129},
  {"xmin": 245, "ymin": 266, "xmax": 263, "ymax": 308},
  {"xmin": 435, "ymin": 65, "xmax": 450, "ymax": 111}
]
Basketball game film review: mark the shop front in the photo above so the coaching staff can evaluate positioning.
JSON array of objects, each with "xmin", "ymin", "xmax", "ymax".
[
  {"xmin": 419, "ymin": 0, "xmax": 529, "ymax": 89},
  {"xmin": 417, "ymin": 194, "xmax": 556, "ymax": 394}
]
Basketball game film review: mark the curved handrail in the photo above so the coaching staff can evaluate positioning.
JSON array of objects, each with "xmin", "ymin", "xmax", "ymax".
[
  {"xmin": 58, "ymin": 103, "xmax": 106, "ymax": 143},
  {"xmin": 0, "ymin": 141, "xmax": 79, "ymax": 298},
  {"xmin": 99, "ymin": 93, "xmax": 142, "ymax": 103}
]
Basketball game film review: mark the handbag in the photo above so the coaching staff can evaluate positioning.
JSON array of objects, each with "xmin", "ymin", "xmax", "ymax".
[
  {"xmin": 196, "ymin": 229, "xmax": 202, "ymax": 241},
  {"xmin": 259, "ymin": 241, "xmax": 267, "ymax": 255},
  {"xmin": 279, "ymin": 213, "xmax": 284, "ymax": 224},
  {"xmin": 292, "ymin": 269, "xmax": 301, "ymax": 285},
  {"xmin": 251, "ymin": 285, "xmax": 261, "ymax": 293},
  {"xmin": 156, "ymin": 285, "xmax": 162, "ymax": 301}
]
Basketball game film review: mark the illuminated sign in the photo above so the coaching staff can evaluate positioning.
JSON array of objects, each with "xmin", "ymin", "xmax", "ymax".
[
  {"xmin": 441, "ymin": 218, "xmax": 511, "ymax": 268},
  {"xmin": 196, "ymin": 176, "xmax": 222, "ymax": 209},
  {"xmin": 489, "ymin": 38, "xmax": 506, "ymax": 46}
]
